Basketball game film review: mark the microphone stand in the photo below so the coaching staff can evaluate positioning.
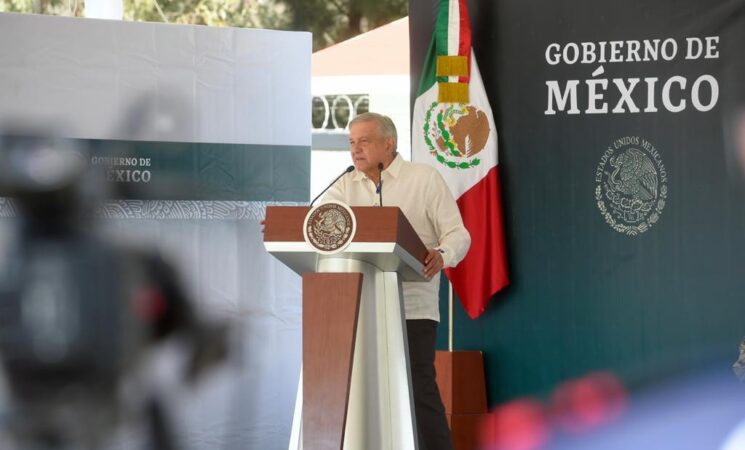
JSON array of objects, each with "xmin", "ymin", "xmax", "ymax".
[
  {"xmin": 376, "ymin": 162, "xmax": 384, "ymax": 207},
  {"xmin": 309, "ymin": 165, "xmax": 354, "ymax": 207}
]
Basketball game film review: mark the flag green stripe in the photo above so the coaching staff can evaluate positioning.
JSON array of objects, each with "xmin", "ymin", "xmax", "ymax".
[
  {"xmin": 416, "ymin": 36, "xmax": 438, "ymax": 96},
  {"xmin": 417, "ymin": 0, "xmax": 453, "ymax": 96},
  {"xmin": 435, "ymin": 0, "xmax": 451, "ymax": 60},
  {"xmin": 435, "ymin": 0, "xmax": 453, "ymax": 84}
]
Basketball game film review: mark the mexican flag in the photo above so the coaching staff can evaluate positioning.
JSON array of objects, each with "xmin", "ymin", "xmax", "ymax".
[{"xmin": 412, "ymin": 0, "xmax": 509, "ymax": 319}]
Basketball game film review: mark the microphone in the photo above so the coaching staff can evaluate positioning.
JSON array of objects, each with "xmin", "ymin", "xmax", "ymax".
[
  {"xmin": 376, "ymin": 162, "xmax": 384, "ymax": 207},
  {"xmin": 309, "ymin": 165, "xmax": 354, "ymax": 207}
]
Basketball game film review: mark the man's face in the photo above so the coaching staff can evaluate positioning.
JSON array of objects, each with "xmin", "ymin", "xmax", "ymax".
[{"xmin": 348, "ymin": 120, "xmax": 392, "ymax": 176}]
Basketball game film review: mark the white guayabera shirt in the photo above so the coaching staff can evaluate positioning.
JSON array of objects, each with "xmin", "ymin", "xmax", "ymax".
[{"xmin": 323, "ymin": 153, "xmax": 471, "ymax": 322}]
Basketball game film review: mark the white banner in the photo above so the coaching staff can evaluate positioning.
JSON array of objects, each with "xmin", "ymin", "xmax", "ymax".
[{"xmin": 0, "ymin": 12, "xmax": 309, "ymax": 449}]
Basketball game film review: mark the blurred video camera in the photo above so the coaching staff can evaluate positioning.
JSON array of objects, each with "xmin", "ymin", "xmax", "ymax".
[{"xmin": 0, "ymin": 131, "xmax": 226, "ymax": 450}]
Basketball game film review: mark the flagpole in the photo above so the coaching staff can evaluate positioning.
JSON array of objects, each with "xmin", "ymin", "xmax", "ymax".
[{"xmin": 448, "ymin": 280, "xmax": 454, "ymax": 352}]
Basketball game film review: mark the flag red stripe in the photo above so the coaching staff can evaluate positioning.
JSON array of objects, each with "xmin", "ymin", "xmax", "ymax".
[
  {"xmin": 445, "ymin": 166, "xmax": 509, "ymax": 319},
  {"xmin": 457, "ymin": 0, "xmax": 472, "ymax": 84}
]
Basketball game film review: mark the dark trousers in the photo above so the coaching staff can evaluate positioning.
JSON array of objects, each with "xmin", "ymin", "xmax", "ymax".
[{"xmin": 406, "ymin": 319, "xmax": 454, "ymax": 450}]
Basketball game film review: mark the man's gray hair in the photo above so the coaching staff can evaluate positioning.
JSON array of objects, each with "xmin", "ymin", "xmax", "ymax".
[{"xmin": 350, "ymin": 112, "xmax": 398, "ymax": 147}]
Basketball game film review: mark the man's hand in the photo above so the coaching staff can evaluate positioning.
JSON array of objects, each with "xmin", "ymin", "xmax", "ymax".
[{"xmin": 423, "ymin": 248, "xmax": 444, "ymax": 280}]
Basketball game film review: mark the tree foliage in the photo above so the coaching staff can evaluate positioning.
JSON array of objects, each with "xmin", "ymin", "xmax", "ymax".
[
  {"xmin": 0, "ymin": 0, "xmax": 406, "ymax": 50},
  {"xmin": 279, "ymin": 0, "xmax": 407, "ymax": 50},
  {"xmin": 0, "ymin": 0, "xmax": 83, "ymax": 16},
  {"xmin": 125, "ymin": 0, "xmax": 289, "ymax": 30}
]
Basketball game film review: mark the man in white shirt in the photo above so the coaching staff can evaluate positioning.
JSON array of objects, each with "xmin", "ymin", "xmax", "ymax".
[{"xmin": 323, "ymin": 112, "xmax": 471, "ymax": 450}]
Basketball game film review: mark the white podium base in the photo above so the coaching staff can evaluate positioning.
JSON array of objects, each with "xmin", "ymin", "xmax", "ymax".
[{"xmin": 288, "ymin": 258, "xmax": 418, "ymax": 450}]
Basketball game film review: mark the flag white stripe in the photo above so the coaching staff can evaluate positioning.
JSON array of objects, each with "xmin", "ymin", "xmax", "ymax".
[
  {"xmin": 447, "ymin": 0, "xmax": 460, "ymax": 83},
  {"xmin": 412, "ymin": 50, "xmax": 498, "ymax": 199}
]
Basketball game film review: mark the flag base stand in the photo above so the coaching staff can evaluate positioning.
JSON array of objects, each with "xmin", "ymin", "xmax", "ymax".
[{"xmin": 435, "ymin": 350, "xmax": 488, "ymax": 450}]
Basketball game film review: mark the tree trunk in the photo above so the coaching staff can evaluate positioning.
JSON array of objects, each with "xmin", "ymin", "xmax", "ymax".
[{"xmin": 345, "ymin": 8, "xmax": 363, "ymax": 41}]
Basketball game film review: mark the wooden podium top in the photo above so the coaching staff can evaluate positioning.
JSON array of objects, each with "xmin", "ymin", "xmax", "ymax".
[{"xmin": 264, "ymin": 206, "xmax": 428, "ymax": 281}]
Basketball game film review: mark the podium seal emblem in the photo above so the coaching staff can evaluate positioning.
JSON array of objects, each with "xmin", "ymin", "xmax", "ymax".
[{"xmin": 303, "ymin": 201, "xmax": 357, "ymax": 254}]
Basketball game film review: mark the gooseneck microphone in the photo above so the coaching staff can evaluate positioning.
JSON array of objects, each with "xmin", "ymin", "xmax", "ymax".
[
  {"xmin": 309, "ymin": 165, "xmax": 354, "ymax": 207},
  {"xmin": 376, "ymin": 162, "xmax": 384, "ymax": 207}
]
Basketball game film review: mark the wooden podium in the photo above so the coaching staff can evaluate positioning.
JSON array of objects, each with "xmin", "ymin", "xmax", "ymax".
[{"xmin": 264, "ymin": 206, "xmax": 429, "ymax": 450}]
